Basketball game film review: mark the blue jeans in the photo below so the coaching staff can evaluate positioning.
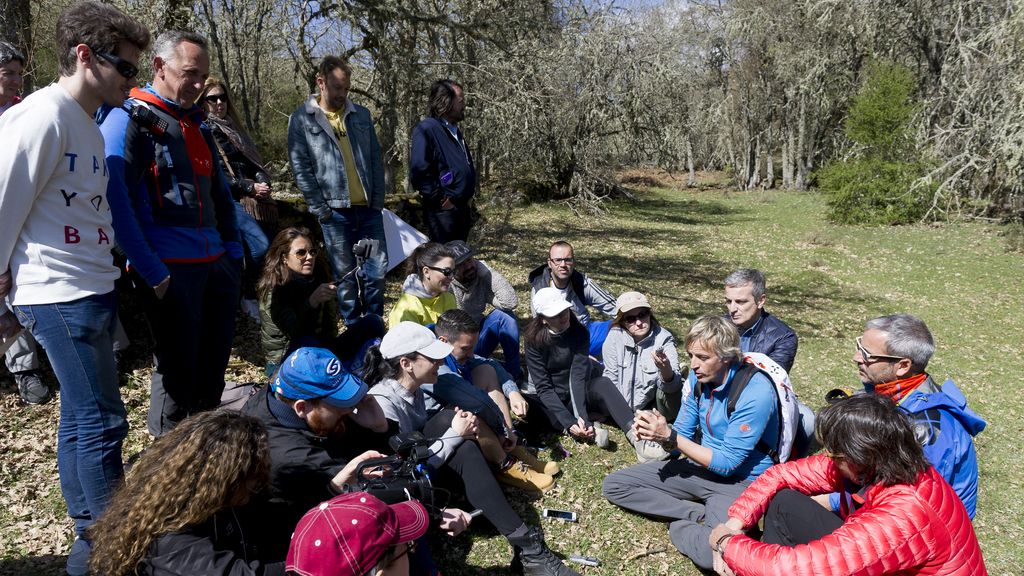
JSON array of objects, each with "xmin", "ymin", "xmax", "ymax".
[
  {"xmin": 14, "ymin": 292, "xmax": 126, "ymax": 539},
  {"xmin": 319, "ymin": 206, "xmax": 388, "ymax": 323},
  {"xmin": 235, "ymin": 202, "xmax": 269, "ymax": 260},
  {"xmin": 474, "ymin": 309, "xmax": 522, "ymax": 379}
]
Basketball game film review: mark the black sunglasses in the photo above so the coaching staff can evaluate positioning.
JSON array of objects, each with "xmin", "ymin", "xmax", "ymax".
[
  {"xmin": 205, "ymin": 93, "xmax": 228, "ymax": 104},
  {"xmin": 425, "ymin": 265, "xmax": 454, "ymax": 278},
  {"xmin": 92, "ymin": 49, "xmax": 139, "ymax": 80}
]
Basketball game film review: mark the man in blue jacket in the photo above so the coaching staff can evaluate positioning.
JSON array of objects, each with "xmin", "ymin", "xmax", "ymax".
[
  {"xmin": 602, "ymin": 316, "xmax": 780, "ymax": 571},
  {"xmin": 410, "ymin": 79, "xmax": 477, "ymax": 242},
  {"xmin": 288, "ymin": 56, "xmax": 387, "ymax": 324},
  {"xmin": 101, "ymin": 30, "xmax": 242, "ymax": 437},
  {"xmin": 724, "ymin": 268, "xmax": 798, "ymax": 372}
]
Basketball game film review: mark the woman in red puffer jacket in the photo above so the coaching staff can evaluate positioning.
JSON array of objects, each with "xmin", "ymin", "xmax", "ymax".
[{"xmin": 708, "ymin": 394, "xmax": 986, "ymax": 576}]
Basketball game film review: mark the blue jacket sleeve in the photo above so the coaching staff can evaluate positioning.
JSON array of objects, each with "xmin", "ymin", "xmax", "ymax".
[
  {"xmin": 768, "ymin": 330, "xmax": 798, "ymax": 373},
  {"xmin": 409, "ymin": 122, "xmax": 442, "ymax": 202},
  {"xmin": 101, "ymin": 106, "xmax": 170, "ymax": 287},
  {"xmin": 708, "ymin": 373, "xmax": 777, "ymax": 476},
  {"xmin": 287, "ymin": 109, "xmax": 330, "ymax": 221},
  {"xmin": 208, "ymin": 141, "xmax": 242, "ymax": 260}
]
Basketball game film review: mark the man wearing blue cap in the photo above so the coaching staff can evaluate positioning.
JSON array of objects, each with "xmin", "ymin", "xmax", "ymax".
[{"xmin": 242, "ymin": 347, "xmax": 389, "ymax": 553}]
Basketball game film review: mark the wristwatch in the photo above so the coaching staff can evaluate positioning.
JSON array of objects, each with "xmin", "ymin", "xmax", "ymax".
[{"xmin": 661, "ymin": 429, "xmax": 677, "ymax": 450}]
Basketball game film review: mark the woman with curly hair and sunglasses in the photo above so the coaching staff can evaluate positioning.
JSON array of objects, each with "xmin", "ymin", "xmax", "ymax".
[
  {"xmin": 707, "ymin": 394, "xmax": 985, "ymax": 576},
  {"xmin": 257, "ymin": 227, "xmax": 384, "ymax": 377},
  {"xmin": 387, "ymin": 242, "xmax": 457, "ymax": 328},
  {"xmin": 88, "ymin": 410, "xmax": 284, "ymax": 575}
]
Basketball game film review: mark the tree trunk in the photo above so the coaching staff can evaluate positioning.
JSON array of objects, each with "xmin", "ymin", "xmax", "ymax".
[
  {"xmin": 782, "ymin": 124, "xmax": 794, "ymax": 189},
  {"xmin": 685, "ymin": 135, "xmax": 697, "ymax": 187},
  {"xmin": 795, "ymin": 93, "xmax": 808, "ymax": 190}
]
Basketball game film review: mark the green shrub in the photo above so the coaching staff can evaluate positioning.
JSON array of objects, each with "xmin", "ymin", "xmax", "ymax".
[
  {"xmin": 821, "ymin": 158, "xmax": 934, "ymax": 225},
  {"xmin": 820, "ymin": 59, "xmax": 934, "ymax": 224}
]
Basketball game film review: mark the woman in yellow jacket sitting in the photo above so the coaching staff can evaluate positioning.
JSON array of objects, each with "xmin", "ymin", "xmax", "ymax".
[{"xmin": 388, "ymin": 242, "xmax": 457, "ymax": 327}]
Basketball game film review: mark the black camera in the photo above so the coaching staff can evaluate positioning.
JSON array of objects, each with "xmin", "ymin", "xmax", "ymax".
[
  {"xmin": 355, "ymin": 431, "xmax": 441, "ymax": 516},
  {"xmin": 352, "ymin": 238, "xmax": 380, "ymax": 261}
]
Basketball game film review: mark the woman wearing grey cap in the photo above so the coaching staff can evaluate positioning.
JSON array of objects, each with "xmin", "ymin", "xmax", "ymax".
[{"xmin": 603, "ymin": 291, "xmax": 685, "ymax": 428}]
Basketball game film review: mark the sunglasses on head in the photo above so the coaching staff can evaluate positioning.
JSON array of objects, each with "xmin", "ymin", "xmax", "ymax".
[
  {"xmin": 205, "ymin": 93, "xmax": 228, "ymax": 104},
  {"xmin": 425, "ymin": 265, "xmax": 454, "ymax": 277},
  {"xmin": 622, "ymin": 309, "xmax": 650, "ymax": 324},
  {"xmin": 91, "ymin": 48, "xmax": 139, "ymax": 79}
]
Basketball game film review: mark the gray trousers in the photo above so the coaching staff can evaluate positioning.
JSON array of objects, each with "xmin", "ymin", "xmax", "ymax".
[
  {"xmin": 4, "ymin": 330, "xmax": 40, "ymax": 373},
  {"xmin": 602, "ymin": 458, "xmax": 750, "ymax": 569}
]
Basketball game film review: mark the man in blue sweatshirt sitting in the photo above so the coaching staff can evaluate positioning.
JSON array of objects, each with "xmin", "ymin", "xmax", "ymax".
[
  {"xmin": 602, "ymin": 315, "xmax": 780, "ymax": 571},
  {"xmin": 410, "ymin": 79, "xmax": 476, "ymax": 243}
]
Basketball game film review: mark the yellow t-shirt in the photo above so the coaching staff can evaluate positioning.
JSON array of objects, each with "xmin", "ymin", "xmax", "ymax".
[{"xmin": 323, "ymin": 109, "xmax": 367, "ymax": 206}]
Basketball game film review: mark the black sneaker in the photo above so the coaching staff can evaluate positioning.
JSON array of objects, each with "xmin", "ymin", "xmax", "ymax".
[
  {"xmin": 15, "ymin": 370, "xmax": 52, "ymax": 405},
  {"xmin": 508, "ymin": 526, "xmax": 580, "ymax": 576}
]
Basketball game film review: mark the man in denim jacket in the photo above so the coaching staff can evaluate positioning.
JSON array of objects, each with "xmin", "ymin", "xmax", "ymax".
[{"xmin": 288, "ymin": 56, "xmax": 387, "ymax": 323}]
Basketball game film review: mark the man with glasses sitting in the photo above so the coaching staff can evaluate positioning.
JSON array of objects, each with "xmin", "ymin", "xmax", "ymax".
[
  {"xmin": 528, "ymin": 240, "xmax": 617, "ymax": 359},
  {"xmin": 833, "ymin": 313, "xmax": 986, "ymax": 517}
]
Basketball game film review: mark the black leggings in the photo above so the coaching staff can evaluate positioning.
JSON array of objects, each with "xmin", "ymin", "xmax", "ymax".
[
  {"xmin": 762, "ymin": 489, "xmax": 843, "ymax": 546},
  {"xmin": 532, "ymin": 376, "xmax": 636, "ymax": 434},
  {"xmin": 423, "ymin": 410, "xmax": 522, "ymax": 535}
]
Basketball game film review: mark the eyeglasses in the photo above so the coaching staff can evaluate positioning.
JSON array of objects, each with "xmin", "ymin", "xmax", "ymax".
[
  {"xmin": 549, "ymin": 257, "xmax": 574, "ymax": 265},
  {"xmin": 91, "ymin": 48, "xmax": 139, "ymax": 79},
  {"xmin": 292, "ymin": 248, "xmax": 317, "ymax": 259},
  {"xmin": 425, "ymin": 265, "xmax": 454, "ymax": 277},
  {"xmin": 854, "ymin": 336, "xmax": 905, "ymax": 364},
  {"xmin": 622, "ymin": 310, "xmax": 650, "ymax": 325},
  {"xmin": 205, "ymin": 93, "xmax": 228, "ymax": 104}
]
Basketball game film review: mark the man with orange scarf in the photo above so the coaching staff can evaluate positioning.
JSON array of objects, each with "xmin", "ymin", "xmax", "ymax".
[{"xmin": 845, "ymin": 314, "xmax": 985, "ymax": 518}]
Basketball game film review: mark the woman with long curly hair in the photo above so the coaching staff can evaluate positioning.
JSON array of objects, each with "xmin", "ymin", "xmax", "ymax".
[
  {"xmin": 258, "ymin": 227, "xmax": 384, "ymax": 377},
  {"xmin": 88, "ymin": 410, "xmax": 283, "ymax": 575}
]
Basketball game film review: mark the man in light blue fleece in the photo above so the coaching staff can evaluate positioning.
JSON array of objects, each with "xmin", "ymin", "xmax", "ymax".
[{"xmin": 602, "ymin": 315, "xmax": 779, "ymax": 571}]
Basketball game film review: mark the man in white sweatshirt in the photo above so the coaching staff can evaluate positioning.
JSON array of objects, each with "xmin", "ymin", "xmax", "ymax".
[{"xmin": 0, "ymin": 4, "xmax": 149, "ymax": 574}]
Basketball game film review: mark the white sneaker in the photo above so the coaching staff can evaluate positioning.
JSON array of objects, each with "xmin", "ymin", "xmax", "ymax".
[
  {"xmin": 594, "ymin": 424, "xmax": 609, "ymax": 449},
  {"xmin": 635, "ymin": 439, "xmax": 669, "ymax": 463}
]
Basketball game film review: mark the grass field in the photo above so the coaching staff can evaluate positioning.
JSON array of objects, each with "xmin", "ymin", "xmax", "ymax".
[{"xmin": 2, "ymin": 171, "xmax": 1022, "ymax": 575}]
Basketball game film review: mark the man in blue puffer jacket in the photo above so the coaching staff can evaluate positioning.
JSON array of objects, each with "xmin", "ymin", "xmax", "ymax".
[
  {"xmin": 409, "ymin": 79, "xmax": 477, "ymax": 243},
  {"xmin": 723, "ymin": 268, "xmax": 798, "ymax": 373}
]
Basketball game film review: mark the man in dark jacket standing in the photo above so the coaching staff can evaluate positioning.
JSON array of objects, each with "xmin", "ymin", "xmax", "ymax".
[
  {"xmin": 410, "ymin": 79, "xmax": 476, "ymax": 242},
  {"xmin": 724, "ymin": 268, "xmax": 798, "ymax": 372}
]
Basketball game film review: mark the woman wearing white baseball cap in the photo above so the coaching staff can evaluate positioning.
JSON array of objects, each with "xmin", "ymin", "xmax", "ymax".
[
  {"xmin": 362, "ymin": 321, "xmax": 579, "ymax": 576},
  {"xmin": 525, "ymin": 288, "xmax": 664, "ymax": 462}
]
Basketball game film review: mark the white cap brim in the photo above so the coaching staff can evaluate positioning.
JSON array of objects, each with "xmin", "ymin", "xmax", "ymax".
[
  {"xmin": 537, "ymin": 300, "xmax": 573, "ymax": 318},
  {"xmin": 419, "ymin": 339, "xmax": 453, "ymax": 360}
]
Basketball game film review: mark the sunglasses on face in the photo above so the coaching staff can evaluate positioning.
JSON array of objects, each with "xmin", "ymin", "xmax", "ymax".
[
  {"xmin": 854, "ymin": 336, "xmax": 904, "ymax": 364},
  {"xmin": 205, "ymin": 93, "xmax": 228, "ymax": 104},
  {"xmin": 425, "ymin": 265, "xmax": 454, "ymax": 277},
  {"xmin": 292, "ymin": 248, "xmax": 317, "ymax": 259},
  {"xmin": 622, "ymin": 309, "xmax": 650, "ymax": 325},
  {"xmin": 92, "ymin": 48, "xmax": 139, "ymax": 79}
]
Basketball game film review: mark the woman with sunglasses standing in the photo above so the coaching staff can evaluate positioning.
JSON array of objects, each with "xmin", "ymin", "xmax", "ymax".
[
  {"xmin": 525, "ymin": 288, "xmax": 664, "ymax": 462},
  {"xmin": 258, "ymin": 227, "xmax": 384, "ymax": 377},
  {"xmin": 388, "ymin": 242, "xmax": 457, "ymax": 328},
  {"xmin": 602, "ymin": 292, "xmax": 685, "ymax": 437}
]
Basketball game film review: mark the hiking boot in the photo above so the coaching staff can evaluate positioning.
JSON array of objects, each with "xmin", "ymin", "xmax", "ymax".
[
  {"xmin": 498, "ymin": 458, "xmax": 555, "ymax": 492},
  {"xmin": 509, "ymin": 526, "xmax": 580, "ymax": 576},
  {"xmin": 593, "ymin": 424, "xmax": 609, "ymax": 448},
  {"xmin": 15, "ymin": 370, "xmax": 52, "ymax": 405},
  {"xmin": 511, "ymin": 445, "xmax": 560, "ymax": 476}
]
